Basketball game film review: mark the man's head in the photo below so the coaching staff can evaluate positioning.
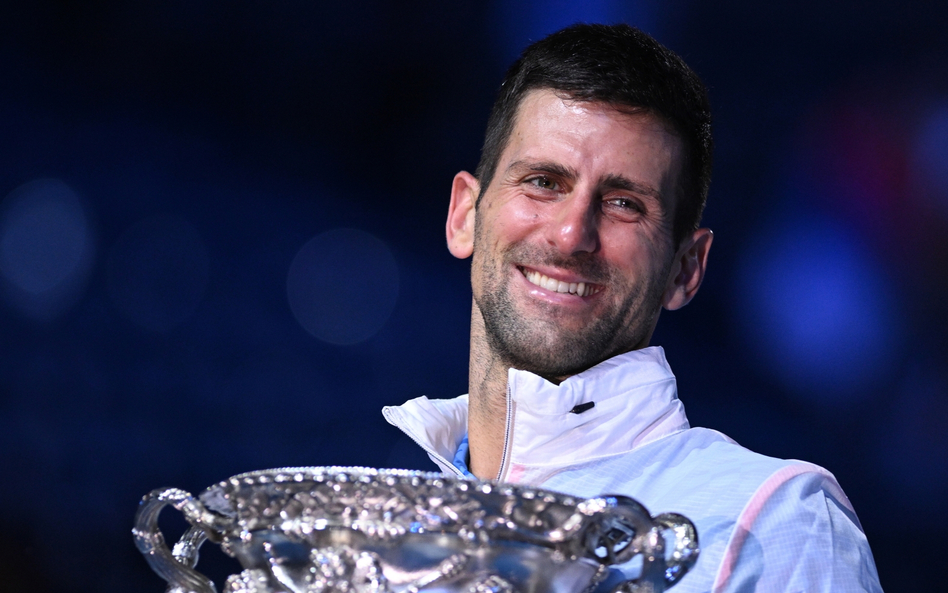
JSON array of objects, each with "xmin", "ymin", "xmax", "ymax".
[
  {"xmin": 446, "ymin": 24, "xmax": 713, "ymax": 380},
  {"xmin": 476, "ymin": 23, "xmax": 712, "ymax": 247}
]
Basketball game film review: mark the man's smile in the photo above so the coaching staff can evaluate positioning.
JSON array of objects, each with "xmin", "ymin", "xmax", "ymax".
[{"xmin": 518, "ymin": 266, "xmax": 604, "ymax": 297}]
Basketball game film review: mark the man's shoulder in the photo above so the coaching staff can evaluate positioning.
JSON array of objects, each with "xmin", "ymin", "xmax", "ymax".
[
  {"xmin": 646, "ymin": 426, "xmax": 825, "ymax": 483},
  {"xmin": 541, "ymin": 426, "xmax": 844, "ymax": 516},
  {"xmin": 649, "ymin": 427, "xmax": 849, "ymax": 509},
  {"xmin": 604, "ymin": 425, "xmax": 818, "ymax": 478},
  {"xmin": 640, "ymin": 426, "xmax": 858, "ymax": 528}
]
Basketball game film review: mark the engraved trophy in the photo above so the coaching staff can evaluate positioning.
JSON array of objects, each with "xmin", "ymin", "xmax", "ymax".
[{"xmin": 134, "ymin": 466, "xmax": 698, "ymax": 593}]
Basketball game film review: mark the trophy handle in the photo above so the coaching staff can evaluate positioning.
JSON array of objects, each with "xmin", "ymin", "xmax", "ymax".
[
  {"xmin": 581, "ymin": 495, "xmax": 655, "ymax": 566},
  {"xmin": 595, "ymin": 499, "xmax": 698, "ymax": 593},
  {"xmin": 133, "ymin": 487, "xmax": 218, "ymax": 593},
  {"xmin": 652, "ymin": 513, "xmax": 698, "ymax": 587},
  {"xmin": 173, "ymin": 525, "xmax": 210, "ymax": 569}
]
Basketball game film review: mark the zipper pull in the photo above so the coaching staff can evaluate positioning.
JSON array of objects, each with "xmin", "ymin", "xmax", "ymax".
[{"xmin": 570, "ymin": 401, "xmax": 595, "ymax": 414}]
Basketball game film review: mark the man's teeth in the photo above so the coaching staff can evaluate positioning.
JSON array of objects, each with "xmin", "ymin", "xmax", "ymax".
[{"xmin": 523, "ymin": 269, "xmax": 602, "ymax": 297}]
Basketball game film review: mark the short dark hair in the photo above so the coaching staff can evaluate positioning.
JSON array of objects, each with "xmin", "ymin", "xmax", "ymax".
[{"xmin": 475, "ymin": 23, "xmax": 713, "ymax": 246}]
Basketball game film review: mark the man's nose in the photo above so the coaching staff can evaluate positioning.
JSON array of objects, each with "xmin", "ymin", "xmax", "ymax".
[{"xmin": 546, "ymin": 194, "xmax": 600, "ymax": 255}]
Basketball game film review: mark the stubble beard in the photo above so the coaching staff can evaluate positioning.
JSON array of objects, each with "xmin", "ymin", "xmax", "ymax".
[{"xmin": 472, "ymin": 241, "xmax": 669, "ymax": 381}]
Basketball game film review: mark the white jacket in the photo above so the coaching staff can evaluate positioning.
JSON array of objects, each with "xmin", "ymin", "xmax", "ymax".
[{"xmin": 383, "ymin": 346, "xmax": 881, "ymax": 592}]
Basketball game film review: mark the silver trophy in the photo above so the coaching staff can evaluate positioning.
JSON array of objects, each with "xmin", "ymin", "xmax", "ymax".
[{"xmin": 134, "ymin": 466, "xmax": 698, "ymax": 593}]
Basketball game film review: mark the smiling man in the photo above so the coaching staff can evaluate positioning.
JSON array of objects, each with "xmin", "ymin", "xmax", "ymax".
[{"xmin": 384, "ymin": 24, "xmax": 880, "ymax": 592}]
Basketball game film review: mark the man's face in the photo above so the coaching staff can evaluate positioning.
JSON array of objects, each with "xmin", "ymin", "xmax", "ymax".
[{"xmin": 461, "ymin": 89, "xmax": 686, "ymax": 379}]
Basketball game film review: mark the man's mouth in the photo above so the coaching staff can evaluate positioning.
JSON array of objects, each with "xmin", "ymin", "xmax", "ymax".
[{"xmin": 521, "ymin": 267, "xmax": 603, "ymax": 297}]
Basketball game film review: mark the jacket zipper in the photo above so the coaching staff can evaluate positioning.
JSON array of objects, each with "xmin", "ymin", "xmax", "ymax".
[
  {"xmin": 407, "ymin": 432, "xmax": 466, "ymax": 478},
  {"xmin": 496, "ymin": 382, "xmax": 513, "ymax": 481}
]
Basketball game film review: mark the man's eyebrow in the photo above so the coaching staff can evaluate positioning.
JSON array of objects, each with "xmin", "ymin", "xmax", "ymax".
[
  {"xmin": 600, "ymin": 173, "xmax": 663, "ymax": 199},
  {"xmin": 506, "ymin": 160, "xmax": 578, "ymax": 180}
]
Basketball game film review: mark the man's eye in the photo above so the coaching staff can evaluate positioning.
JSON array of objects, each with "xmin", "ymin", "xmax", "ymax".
[
  {"xmin": 608, "ymin": 198, "xmax": 642, "ymax": 211},
  {"xmin": 604, "ymin": 197, "xmax": 646, "ymax": 220},
  {"xmin": 527, "ymin": 176, "xmax": 558, "ymax": 190}
]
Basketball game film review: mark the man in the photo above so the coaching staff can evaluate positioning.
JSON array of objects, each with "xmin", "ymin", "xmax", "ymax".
[{"xmin": 384, "ymin": 24, "xmax": 881, "ymax": 592}]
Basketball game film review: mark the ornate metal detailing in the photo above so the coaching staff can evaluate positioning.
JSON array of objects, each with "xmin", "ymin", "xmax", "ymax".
[{"xmin": 134, "ymin": 466, "xmax": 698, "ymax": 593}]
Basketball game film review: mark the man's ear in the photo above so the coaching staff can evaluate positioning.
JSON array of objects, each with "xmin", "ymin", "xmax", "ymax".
[
  {"xmin": 662, "ymin": 228, "xmax": 713, "ymax": 311},
  {"xmin": 446, "ymin": 171, "xmax": 479, "ymax": 259}
]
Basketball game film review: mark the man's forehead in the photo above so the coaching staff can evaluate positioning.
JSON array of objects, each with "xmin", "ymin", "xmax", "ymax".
[
  {"xmin": 504, "ymin": 91, "xmax": 681, "ymax": 173},
  {"xmin": 511, "ymin": 88, "xmax": 678, "ymax": 138}
]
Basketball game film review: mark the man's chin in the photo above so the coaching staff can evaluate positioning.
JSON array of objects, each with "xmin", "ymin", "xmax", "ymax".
[
  {"xmin": 509, "ymin": 356, "xmax": 605, "ymax": 383},
  {"xmin": 491, "ymin": 334, "xmax": 614, "ymax": 379},
  {"xmin": 476, "ymin": 290, "xmax": 629, "ymax": 376}
]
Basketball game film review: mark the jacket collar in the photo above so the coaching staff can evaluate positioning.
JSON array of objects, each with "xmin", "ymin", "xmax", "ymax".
[{"xmin": 382, "ymin": 346, "xmax": 690, "ymax": 480}]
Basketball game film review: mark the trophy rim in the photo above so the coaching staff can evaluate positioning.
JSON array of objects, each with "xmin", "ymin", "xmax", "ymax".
[
  {"xmin": 208, "ymin": 465, "xmax": 585, "ymax": 504},
  {"xmin": 194, "ymin": 465, "xmax": 627, "ymax": 561}
]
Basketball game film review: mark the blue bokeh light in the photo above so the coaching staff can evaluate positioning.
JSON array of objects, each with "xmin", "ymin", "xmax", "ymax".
[
  {"xmin": 911, "ymin": 101, "xmax": 948, "ymax": 217},
  {"xmin": 106, "ymin": 215, "xmax": 210, "ymax": 332},
  {"xmin": 287, "ymin": 228, "xmax": 400, "ymax": 345},
  {"xmin": 735, "ymin": 213, "xmax": 903, "ymax": 403},
  {"xmin": 0, "ymin": 178, "xmax": 95, "ymax": 321},
  {"xmin": 491, "ymin": 0, "xmax": 659, "ymax": 64}
]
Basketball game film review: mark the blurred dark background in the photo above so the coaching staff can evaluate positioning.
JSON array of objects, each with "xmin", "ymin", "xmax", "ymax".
[{"xmin": 1, "ymin": 1, "xmax": 946, "ymax": 591}]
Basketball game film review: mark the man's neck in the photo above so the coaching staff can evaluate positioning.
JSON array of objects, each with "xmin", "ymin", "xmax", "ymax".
[{"xmin": 466, "ymin": 304, "xmax": 512, "ymax": 480}]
